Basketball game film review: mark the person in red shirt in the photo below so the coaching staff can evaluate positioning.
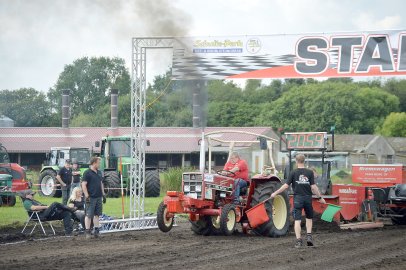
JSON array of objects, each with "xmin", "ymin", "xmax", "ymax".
[{"xmin": 223, "ymin": 152, "xmax": 249, "ymax": 204}]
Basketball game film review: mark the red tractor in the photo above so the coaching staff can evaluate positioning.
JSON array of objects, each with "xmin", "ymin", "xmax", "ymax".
[
  {"xmin": 0, "ymin": 144, "xmax": 31, "ymax": 206},
  {"xmin": 157, "ymin": 131, "xmax": 290, "ymax": 236}
]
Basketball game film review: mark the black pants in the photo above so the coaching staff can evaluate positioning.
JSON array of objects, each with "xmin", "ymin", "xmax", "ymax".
[
  {"xmin": 39, "ymin": 202, "xmax": 73, "ymax": 234},
  {"xmin": 293, "ymin": 195, "xmax": 314, "ymax": 220}
]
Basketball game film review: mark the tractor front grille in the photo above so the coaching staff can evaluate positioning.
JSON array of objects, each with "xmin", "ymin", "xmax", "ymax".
[{"xmin": 183, "ymin": 173, "xmax": 203, "ymax": 199}]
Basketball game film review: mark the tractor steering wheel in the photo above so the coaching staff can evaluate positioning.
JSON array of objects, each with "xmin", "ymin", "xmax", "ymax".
[{"xmin": 216, "ymin": 170, "xmax": 236, "ymax": 177}]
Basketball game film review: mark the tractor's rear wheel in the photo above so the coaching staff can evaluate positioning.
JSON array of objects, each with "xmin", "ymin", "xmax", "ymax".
[
  {"xmin": 157, "ymin": 202, "xmax": 174, "ymax": 232},
  {"xmin": 145, "ymin": 170, "xmax": 160, "ymax": 197},
  {"xmin": 220, "ymin": 204, "xmax": 237, "ymax": 236},
  {"xmin": 103, "ymin": 171, "xmax": 121, "ymax": 198},
  {"xmin": 38, "ymin": 170, "xmax": 61, "ymax": 197},
  {"xmin": 251, "ymin": 181, "xmax": 290, "ymax": 237},
  {"xmin": 190, "ymin": 216, "xmax": 213, "ymax": 236},
  {"xmin": 2, "ymin": 195, "xmax": 16, "ymax": 206}
]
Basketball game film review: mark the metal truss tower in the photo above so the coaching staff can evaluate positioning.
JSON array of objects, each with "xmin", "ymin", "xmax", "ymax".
[
  {"xmin": 99, "ymin": 38, "xmax": 174, "ymax": 233},
  {"xmin": 130, "ymin": 38, "xmax": 174, "ymax": 219}
]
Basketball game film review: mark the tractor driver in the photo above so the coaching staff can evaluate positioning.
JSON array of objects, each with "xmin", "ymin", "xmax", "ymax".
[{"xmin": 223, "ymin": 152, "xmax": 249, "ymax": 204}]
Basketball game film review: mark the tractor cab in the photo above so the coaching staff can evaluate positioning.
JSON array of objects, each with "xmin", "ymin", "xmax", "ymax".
[
  {"xmin": 45, "ymin": 147, "xmax": 91, "ymax": 167},
  {"xmin": 94, "ymin": 136, "xmax": 160, "ymax": 198},
  {"xmin": 39, "ymin": 147, "xmax": 91, "ymax": 197}
]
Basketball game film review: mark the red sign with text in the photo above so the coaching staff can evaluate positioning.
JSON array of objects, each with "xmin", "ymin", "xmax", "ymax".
[{"xmin": 352, "ymin": 164, "xmax": 405, "ymax": 187}]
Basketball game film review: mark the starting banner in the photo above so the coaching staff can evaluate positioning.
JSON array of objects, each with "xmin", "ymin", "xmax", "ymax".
[{"xmin": 172, "ymin": 30, "xmax": 406, "ymax": 80}]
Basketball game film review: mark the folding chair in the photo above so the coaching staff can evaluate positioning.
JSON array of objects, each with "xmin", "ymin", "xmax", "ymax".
[{"xmin": 21, "ymin": 211, "xmax": 56, "ymax": 236}]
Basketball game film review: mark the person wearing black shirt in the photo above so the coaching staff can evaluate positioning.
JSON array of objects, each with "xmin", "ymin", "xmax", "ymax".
[
  {"xmin": 56, "ymin": 159, "xmax": 72, "ymax": 205},
  {"xmin": 82, "ymin": 157, "xmax": 106, "ymax": 239},
  {"xmin": 70, "ymin": 161, "xmax": 81, "ymax": 195},
  {"xmin": 270, "ymin": 154, "xmax": 326, "ymax": 248}
]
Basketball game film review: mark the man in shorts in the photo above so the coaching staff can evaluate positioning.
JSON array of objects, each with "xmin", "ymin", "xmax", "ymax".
[
  {"xmin": 271, "ymin": 154, "xmax": 326, "ymax": 248},
  {"xmin": 82, "ymin": 157, "xmax": 106, "ymax": 239}
]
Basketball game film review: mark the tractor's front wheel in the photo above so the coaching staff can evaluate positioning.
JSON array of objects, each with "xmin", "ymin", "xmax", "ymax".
[
  {"xmin": 391, "ymin": 208, "xmax": 406, "ymax": 225},
  {"xmin": 157, "ymin": 202, "xmax": 174, "ymax": 232},
  {"xmin": 38, "ymin": 170, "xmax": 60, "ymax": 197},
  {"xmin": 251, "ymin": 181, "xmax": 290, "ymax": 237},
  {"xmin": 220, "ymin": 204, "xmax": 237, "ymax": 236},
  {"xmin": 1, "ymin": 195, "xmax": 16, "ymax": 206}
]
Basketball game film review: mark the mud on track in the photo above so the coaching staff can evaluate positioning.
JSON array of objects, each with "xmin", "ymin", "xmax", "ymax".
[{"xmin": 1, "ymin": 221, "xmax": 405, "ymax": 270}]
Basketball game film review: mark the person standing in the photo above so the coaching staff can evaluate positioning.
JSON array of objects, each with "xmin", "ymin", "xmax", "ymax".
[
  {"xmin": 223, "ymin": 152, "xmax": 249, "ymax": 204},
  {"xmin": 270, "ymin": 154, "xmax": 326, "ymax": 248},
  {"xmin": 82, "ymin": 157, "xmax": 106, "ymax": 239},
  {"xmin": 70, "ymin": 161, "xmax": 81, "ymax": 195},
  {"xmin": 56, "ymin": 159, "xmax": 72, "ymax": 205}
]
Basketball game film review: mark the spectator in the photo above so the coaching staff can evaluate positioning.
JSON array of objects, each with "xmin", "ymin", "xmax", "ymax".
[
  {"xmin": 56, "ymin": 159, "xmax": 72, "ymax": 205},
  {"xmin": 22, "ymin": 190, "xmax": 73, "ymax": 235},
  {"xmin": 68, "ymin": 187, "xmax": 85, "ymax": 230},
  {"xmin": 70, "ymin": 161, "xmax": 81, "ymax": 196},
  {"xmin": 82, "ymin": 157, "xmax": 106, "ymax": 239}
]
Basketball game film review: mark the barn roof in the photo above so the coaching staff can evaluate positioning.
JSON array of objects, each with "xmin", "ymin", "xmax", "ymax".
[{"xmin": 0, "ymin": 127, "xmax": 274, "ymax": 154}]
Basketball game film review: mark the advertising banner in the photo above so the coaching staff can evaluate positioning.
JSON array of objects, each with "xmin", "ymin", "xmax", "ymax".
[{"xmin": 172, "ymin": 30, "xmax": 406, "ymax": 80}]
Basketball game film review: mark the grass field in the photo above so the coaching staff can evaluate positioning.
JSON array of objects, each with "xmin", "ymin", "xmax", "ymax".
[{"xmin": 0, "ymin": 195, "xmax": 163, "ymax": 228}]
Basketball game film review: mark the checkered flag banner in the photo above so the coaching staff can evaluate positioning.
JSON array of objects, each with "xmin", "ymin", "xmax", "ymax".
[{"xmin": 172, "ymin": 31, "xmax": 406, "ymax": 80}]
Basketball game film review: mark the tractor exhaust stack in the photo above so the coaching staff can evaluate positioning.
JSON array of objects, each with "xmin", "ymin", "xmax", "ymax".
[
  {"xmin": 111, "ymin": 89, "xmax": 118, "ymax": 129},
  {"xmin": 62, "ymin": 89, "xmax": 70, "ymax": 128}
]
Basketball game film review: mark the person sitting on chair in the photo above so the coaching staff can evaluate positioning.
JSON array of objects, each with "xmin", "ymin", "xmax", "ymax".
[
  {"xmin": 22, "ymin": 190, "xmax": 73, "ymax": 235},
  {"xmin": 223, "ymin": 152, "xmax": 249, "ymax": 204},
  {"xmin": 68, "ymin": 187, "xmax": 85, "ymax": 231}
]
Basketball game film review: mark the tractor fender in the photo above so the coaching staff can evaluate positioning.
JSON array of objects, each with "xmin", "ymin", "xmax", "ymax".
[{"xmin": 251, "ymin": 174, "xmax": 282, "ymax": 183}]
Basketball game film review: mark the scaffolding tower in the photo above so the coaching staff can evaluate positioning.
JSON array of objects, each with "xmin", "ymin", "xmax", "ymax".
[{"xmin": 101, "ymin": 37, "xmax": 174, "ymax": 233}]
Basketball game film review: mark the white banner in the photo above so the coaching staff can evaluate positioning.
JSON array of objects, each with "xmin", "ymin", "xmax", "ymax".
[{"xmin": 172, "ymin": 30, "xmax": 406, "ymax": 80}]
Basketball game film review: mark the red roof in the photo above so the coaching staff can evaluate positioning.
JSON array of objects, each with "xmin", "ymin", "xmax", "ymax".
[{"xmin": 0, "ymin": 127, "xmax": 273, "ymax": 154}]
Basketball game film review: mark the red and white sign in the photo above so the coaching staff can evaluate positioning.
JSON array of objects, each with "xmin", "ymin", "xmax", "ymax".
[{"xmin": 352, "ymin": 164, "xmax": 405, "ymax": 187}]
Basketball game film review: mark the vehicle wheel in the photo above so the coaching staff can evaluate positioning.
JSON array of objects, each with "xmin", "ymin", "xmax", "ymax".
[
  {"xmin": 209, "ymin": 215, "xmax": 222, "ymax": 235},
  {"xmin": 190, "ymin": 216, "xmax": 213, "ymax": 236},
  {"xmin": 103, "ymin": 171, "xmax": 121, "ymax": 198},
  {"xmin": 157, "ymin": 202, "xmax": 174, "ymax": 232},
  {"xmin": 391, "ymin": 208, "xmax": 406, "ymax": 225},
  {"xmin": 2, "ymin": 195, "xmax": 16, "ymax": 206},
  {"xmin": 145, "ymin": 170, "xmax": 160, "ymax": 197},
  {"xmin": 38, "ymin": 170, "xmax": 60, "ymax": 197},
  {"xmin": 220, "ymin": 204, "xmax": 236, "ymax": 236},
  {"xmin": 251, "ymin": 181, "xmax": 290, "ymax": 237}
]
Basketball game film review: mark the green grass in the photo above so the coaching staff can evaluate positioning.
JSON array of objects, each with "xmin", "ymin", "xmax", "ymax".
[{"xmin": 0, "ymin": 195, "xmax": 163, "ymax": 228}]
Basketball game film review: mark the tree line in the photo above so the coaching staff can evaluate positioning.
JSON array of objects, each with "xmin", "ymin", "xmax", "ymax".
[{"xmin": 1, "ymin": 56, "xmax": 405, "ymax": 137}]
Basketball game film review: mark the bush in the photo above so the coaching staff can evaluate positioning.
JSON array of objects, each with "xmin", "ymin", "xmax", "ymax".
[{"xmin": 160, "ymin": 167, "xmax": 192, "ymax": 193}]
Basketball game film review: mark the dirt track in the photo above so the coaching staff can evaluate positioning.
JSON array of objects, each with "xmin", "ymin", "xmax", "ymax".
[{"xmin": 1, "ymin": 221, "xmax": 405, "ymax": 270}]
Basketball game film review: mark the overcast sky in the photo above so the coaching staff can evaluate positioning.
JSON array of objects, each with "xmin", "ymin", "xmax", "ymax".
[{"xmin": 0, "ymin": 0, "xmax": 405, "ymax": 92}]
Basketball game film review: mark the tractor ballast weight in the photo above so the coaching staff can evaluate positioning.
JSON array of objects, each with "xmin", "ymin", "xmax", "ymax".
[{"xmin": 157, "ymin": 131, "xmax": 291, "ymax": 237}]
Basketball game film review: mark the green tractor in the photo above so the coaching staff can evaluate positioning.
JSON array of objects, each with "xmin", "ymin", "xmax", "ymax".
[
  {"xmin": 96, "ymin": 135, "xmax": 160, "ymax": 198},
  {"xmin": 38, "ymin": 147, "xmax": 91, "ymax": 197}
]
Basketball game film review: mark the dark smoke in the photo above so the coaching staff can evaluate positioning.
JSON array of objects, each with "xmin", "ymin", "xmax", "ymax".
[{"xmin": 0, "ymin": 0, "xmax": 192, "ymax": 91}]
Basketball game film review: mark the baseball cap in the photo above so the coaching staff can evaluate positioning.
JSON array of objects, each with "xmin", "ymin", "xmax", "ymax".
[{"xmin": 21, "ymin": 189, "xmax": 36, "ymax": 198}]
